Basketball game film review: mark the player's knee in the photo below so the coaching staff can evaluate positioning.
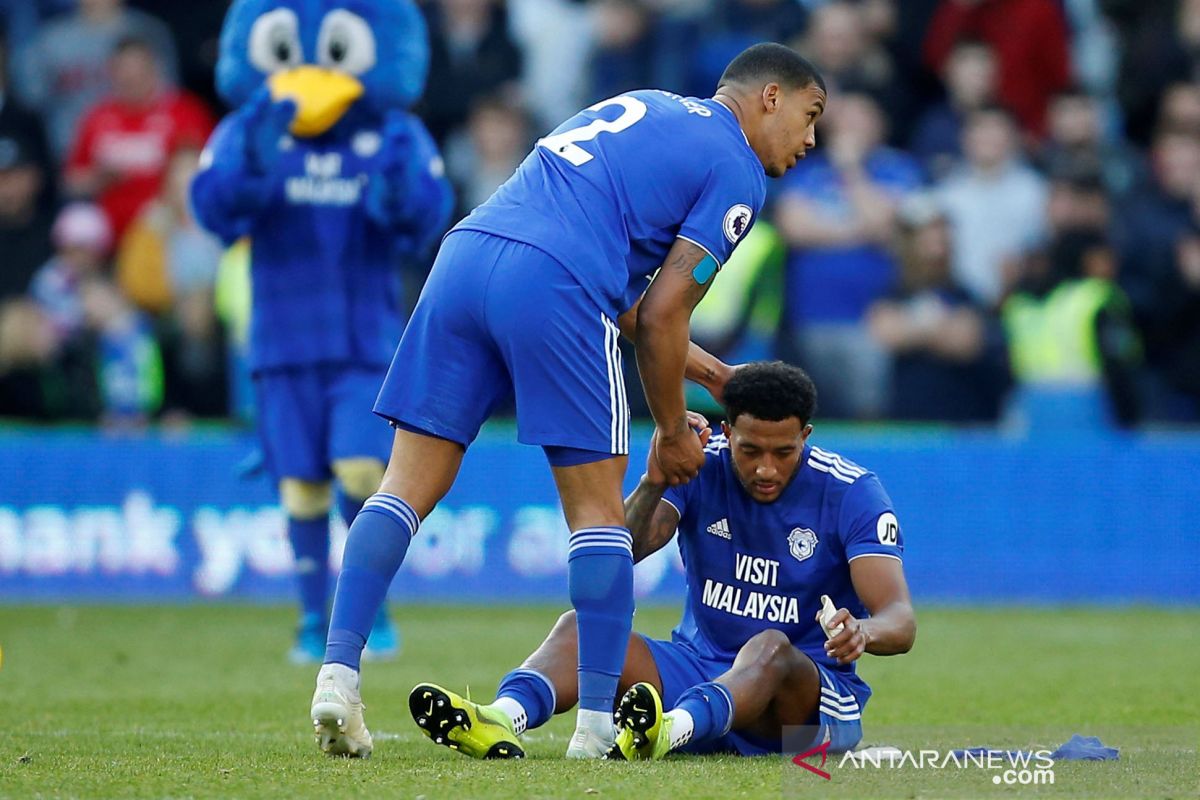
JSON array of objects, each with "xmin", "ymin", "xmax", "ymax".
[
  {"xmin": 332, "ymin": 458, "xmax": 386, "ymax": 501},
  {"xmin": 552, "ymin": 610, "xmax": 578, "ymax": 635},
  {"xmin": 744, "ymin": 629, "xmax": 799, "ymax": 682},
  {"xmin": 279, "ymin": 479, "xmax": 333, "ymax": 519}
]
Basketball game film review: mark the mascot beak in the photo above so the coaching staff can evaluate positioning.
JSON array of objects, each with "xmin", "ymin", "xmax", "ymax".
[{"xmin": 267, "ymin": 66, "xmax": 364, "ymax": 137}]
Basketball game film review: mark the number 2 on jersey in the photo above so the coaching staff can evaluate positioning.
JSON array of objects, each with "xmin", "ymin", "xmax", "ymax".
[{"xmin": 538, "ymin": 96, "xmax": 647, "ymax": 166}]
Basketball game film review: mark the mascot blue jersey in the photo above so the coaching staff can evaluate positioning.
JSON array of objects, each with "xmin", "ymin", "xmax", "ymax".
[
  {"xmin": 456, "ymin": 90, "xmax": 767, "ymax": 314},
  {"xmin": 198, "ymin": 113, "xmax": 447, "ymax": 370},
  {"xmin": 190, "ymin": 0, "xmax": 451, "ymax": 372},
  {"xmin": 662, "ymin": 435, "xmax": 905, "ymax": 682}
]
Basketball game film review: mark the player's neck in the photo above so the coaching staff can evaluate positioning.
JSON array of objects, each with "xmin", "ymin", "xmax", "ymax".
[{"xmin": 712, "ymin": 93, "xmax": 745, "ymax": 128}]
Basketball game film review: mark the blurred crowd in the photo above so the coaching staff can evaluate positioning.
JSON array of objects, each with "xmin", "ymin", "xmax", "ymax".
[{"xmin": 1, "ymin": 0, "xmax": 1199, "ymax": 429}]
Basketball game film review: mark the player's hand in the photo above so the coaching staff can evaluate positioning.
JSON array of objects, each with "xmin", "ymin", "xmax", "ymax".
[
  {"xmin": 654, "ymin": 418, "xmax": 708, "ymax": 486},
  {"xmin": 241, "ymin": 86, "xmax": 296, "ymax": 176},
  {"xmin": 822, "ymin": 608, "xmax": 870, "ymax": 665},
  {"xmin": 647, "ymin": 412, "xmax": 710, "ymax": 486}
]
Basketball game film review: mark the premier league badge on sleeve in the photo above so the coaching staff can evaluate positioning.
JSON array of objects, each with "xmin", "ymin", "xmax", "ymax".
[
  {"xmin": 787, "ymin": 527, "xmax": 818, "ymax": 562},
  {"xmin": 723, "ymin": 204, "xmax": 752, "ymax": 243}
]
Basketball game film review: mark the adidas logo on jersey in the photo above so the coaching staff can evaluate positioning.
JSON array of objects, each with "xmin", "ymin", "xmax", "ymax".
[{"xmin": 706, "ymin": 518, "xmax": 731, "ymax": 540}]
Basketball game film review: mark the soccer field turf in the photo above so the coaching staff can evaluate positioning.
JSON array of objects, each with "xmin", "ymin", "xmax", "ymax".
[{"xmin": 0, "ymin": 605, "xmax": 1196, "ymax": 799}]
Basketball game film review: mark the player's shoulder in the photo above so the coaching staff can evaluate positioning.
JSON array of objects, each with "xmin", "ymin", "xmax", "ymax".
[{"xmin": 805, "ymin": 445, "xmax": 877, "ymax": 491}]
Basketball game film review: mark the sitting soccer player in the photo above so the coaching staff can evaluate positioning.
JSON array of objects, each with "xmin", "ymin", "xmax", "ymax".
[{"xmin": 408, "ymin": 361, "xmax": 915, "ymax": 759}]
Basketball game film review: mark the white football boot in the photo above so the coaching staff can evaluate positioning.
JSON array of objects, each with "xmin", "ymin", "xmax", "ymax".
[
  {"xmin": 564, "ymin": 724, "xmax": 614, "ymax": 762},
  {"xmin": 311, "ymin": 663, "xmax": 373, "ymax": 757}
]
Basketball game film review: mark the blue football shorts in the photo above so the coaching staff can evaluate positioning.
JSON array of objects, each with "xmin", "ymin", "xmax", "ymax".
[
  {"xmin": 253, "ymin": 362, "xmax": 392, "ymax": 482},
  {"xmin": 641, "ymin": 635, "xmax": 868, "ymax": 756},
  {"xmin": 374, "ymin": 230, "xmax": 630, "ymax": 459}
]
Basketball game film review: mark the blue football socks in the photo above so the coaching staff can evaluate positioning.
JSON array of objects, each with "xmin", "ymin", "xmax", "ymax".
[
  {"xmin": 568, "ymin": 526, "xmax": 634, "ymax": 713},
  {"xmin": 287, "ymin": 516, "xmax": 330, "ymax": 622},
  {"xmin": 674, "ymin": 681, "xmax": 735, "ymax": 747},
  {"xmin": 494, "ymin": 668, "xmax": 557, "ymax": 734},
  {"xmin": 324, "ymin": 493, "xmax": 418, "ymax": 670}
]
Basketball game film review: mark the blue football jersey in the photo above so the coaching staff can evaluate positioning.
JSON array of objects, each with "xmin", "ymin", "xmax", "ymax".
[
  {"xmin": 455, "ymin": 90, "xmax": 767, "ymax": 313},
  {"xmin": 661, "ymin": 435, "xmax": 905, "ymax": 682}
]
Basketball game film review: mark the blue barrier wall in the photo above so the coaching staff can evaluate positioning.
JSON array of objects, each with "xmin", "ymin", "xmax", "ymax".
[{"xmin": 0, "ymin": 426, "xmax": 1196, "ymax": 603}]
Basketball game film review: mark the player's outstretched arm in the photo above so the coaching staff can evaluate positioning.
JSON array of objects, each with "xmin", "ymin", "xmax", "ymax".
[
  {"xmin": 824, "ymin": 556, "xmax": 916, "ymax": 665},
  {"xmin": 622, "ymin": 419, "xmax": 705, "ymax": 562},
  {"xmin": 635, "ymin": 238, "xmax": 717, "ymax": 484},
  {"xmin": 618, "ymin": 300, "xmax": 736, "ymax": 403}
]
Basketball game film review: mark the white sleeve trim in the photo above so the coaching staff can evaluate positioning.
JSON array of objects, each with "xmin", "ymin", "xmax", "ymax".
[
  {"xmin": 847, "ymin": 553, "xmax": 903, "ymax": 563},
  {"xmin": 659, "ymin": 497, "xmax": 683, "ymax": 519},
  {"xmin": 675, "ymin": 235, "xmax": 723, "ymax": 271}
]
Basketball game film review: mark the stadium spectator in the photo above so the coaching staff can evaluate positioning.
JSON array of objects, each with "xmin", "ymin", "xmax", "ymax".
[
  {"xmin": 799, "ymin": 0, "xmax": 908, "ymax": 133},
  {"xmin": 0, "ymin": 297, "xmax": 99, "ymax": 420},
  {"xmin": 0, "ymin": 131, "xmax": 54, "ymax": 301},
  {"xmin": 908, "ymin": 37, "xmax": 997, "ymax": 180},
  {"xmin": 0, "ymin": 30, "xmax": 55, "ymax": 205},
  {"xmin": 1038, "ymin": 87, "xmax": 1142, "ymax": 196},
  {"xmin": 30, "ymin": 202, "xmax": 112, "ymax": 341},
  {"xmin": 923, "ymin": 0, "xmax": 1070, "ymax": 137},
  {"xmin": 1002, "ymin": 228, "xmax": 1141, "ymax": 428},
  {"xmin": 115, "ymin": 147, "xmax": 221, "ymax": 315},
  {"xmin": 64, "ymin": 35, "xmax": 213, "ymax": 240},
  {"xmin": 935, "ymin": 105, "xmax": 1048, "ymax": 306},
  {"xmin": 13, "ymin": 0, "xmax": 178, "ymax": 159},
  {"xmin": 420, "ymin": 0, "xmax": 523, "ymax": 143},
  {"xmin": 868, "ymin": 196, "xmax": 1009, "ymax": 422},
  {"xmin": 444, "ymin": 96, "xmax": 532, "ymax": 219},
  {"xmin": 587, "ymin": 0, "xmax": 657, "ymax": 101},
  {"xmin": 1156, "ymin": 81, "xmax": 1200, "ymax": 137},
  {"xmin": 1118, "ymin": 127, "xmax": 1200, "ymax": 419},
  {"xmin": 157, "ymin": 286, "xmax": 229, "ymax": 421},
  {"xmin": 775, "ymin": 91, "xmax": 922, "ymax": 418},
  {"xmin": 79, "ymin": 274, "xmax": 163, "ymax": 426},
  {"xmin": 1103, "ymin": 0, "xmax": 1200, "ymax": 146},
  {"xmin": 680, "ymin": 0, "xmax": 809, "ymax": 100},
  {"xmin": 508, "ymin": 0, "xmax": 591, "ymax": 131}
]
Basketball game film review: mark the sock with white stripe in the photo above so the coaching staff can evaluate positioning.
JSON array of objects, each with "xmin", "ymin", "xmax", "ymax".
[
  {"xmin": 324, "ymin": 493, "xmax": 418, "ymax": 670},
  {"xmin": 568, "ymin": 527, "xmax": 634, "ymax": 714},
  {"xmin": 670, "ymin": 682, "xmax": 734, "ymax": 751},
  {"xmin": 492, "ymin": 668, "xmax": 556, "ymax": 735}
]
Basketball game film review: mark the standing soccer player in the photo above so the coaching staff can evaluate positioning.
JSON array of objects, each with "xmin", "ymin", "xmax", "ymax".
[{"xmin": 311, "ymin": 43, "xmax": 827, "ymax": 759}]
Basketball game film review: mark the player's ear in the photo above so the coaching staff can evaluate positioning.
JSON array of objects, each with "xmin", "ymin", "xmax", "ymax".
[
  {"xmin": 801, "ymin": 423, "xmax": 813, "ymax": 442},
  {"xmin": 722, "ymin": 420, "xmax": 732, "ymax": 439},
  {"xmin": 761, "ymin": 82, "xmax": 780, "ymax": 114}
]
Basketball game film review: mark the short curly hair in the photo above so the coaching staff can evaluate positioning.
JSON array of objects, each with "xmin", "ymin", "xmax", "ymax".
[{"xmin": 723, "ymin": 361, "xmax": 818, "ymax": 426}]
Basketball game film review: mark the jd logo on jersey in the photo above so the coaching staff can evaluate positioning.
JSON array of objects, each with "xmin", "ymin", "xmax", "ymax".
[{"xmin": 787, "ymin": 527, "xmax": 818, "ymax": 562}]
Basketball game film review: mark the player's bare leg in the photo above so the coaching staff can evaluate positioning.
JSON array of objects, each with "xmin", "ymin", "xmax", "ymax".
[
  {"xmin": 714, "ymin": 629, "xmax": 821, "ymax": 738},
  {"xmin": 610, "ymin": 629, "xmax": 821, "ymax": 760},
  {"xmin": 521, "ymin": 610, "xmax": 663, "ymax": 711},
  {"xmin": 312, "ymin": 428, "xmax": 466, "ymax": 757},
  {"xmin": 550, "ymin": 455, "xmax": 636, "ymax": 758}
]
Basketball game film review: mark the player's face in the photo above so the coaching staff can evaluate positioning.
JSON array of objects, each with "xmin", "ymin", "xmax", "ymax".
[
  {"xmin": 761, "ymin": 83, "xmax": 826, "ymax": 178},
  {"xmin": 723, "ymin": 414, "xmax": 812, "ymax": 503}
]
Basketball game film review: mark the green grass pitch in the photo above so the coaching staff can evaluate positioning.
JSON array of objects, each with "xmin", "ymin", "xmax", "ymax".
[{"xmin": 0, "ymin": 605, "xmax": 1196, "ymax": 799}]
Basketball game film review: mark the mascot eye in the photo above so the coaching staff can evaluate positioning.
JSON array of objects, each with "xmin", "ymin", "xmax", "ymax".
[
  {"xmin": 249, "ymin": 8, "xmax": 302, "ymax": 73},
  {"xmin": 317, "ymin": 10, "xmax": 376, "ymax": 75}
]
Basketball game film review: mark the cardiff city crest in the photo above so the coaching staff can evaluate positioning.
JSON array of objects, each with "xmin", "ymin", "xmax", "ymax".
[{"xmin": 787, "ymin": 527, "xmax": 818, "ymax": 562}]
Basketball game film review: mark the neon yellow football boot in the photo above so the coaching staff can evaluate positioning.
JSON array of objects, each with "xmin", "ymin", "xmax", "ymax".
[
  {"xmin": 607, "ymin": 682, "xmax": 673, "ymax": 760},
  {"xmin": 409, "ymin": 683, "xmax": 524, "ymax": 759}
]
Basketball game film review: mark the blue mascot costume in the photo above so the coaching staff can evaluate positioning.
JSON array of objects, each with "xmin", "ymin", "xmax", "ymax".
[{"xmin": 191, "ymin": 0, "xmax": 453, "ymax": 664}]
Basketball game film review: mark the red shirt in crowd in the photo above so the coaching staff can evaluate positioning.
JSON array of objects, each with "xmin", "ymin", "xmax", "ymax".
[
  {"xmin": 923, "ymin": 0, "xmax": 1071, "ymax": 137},
  {"xmin": 66, "ymin": 90, "xmax": 214, "ymax": 240}
]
